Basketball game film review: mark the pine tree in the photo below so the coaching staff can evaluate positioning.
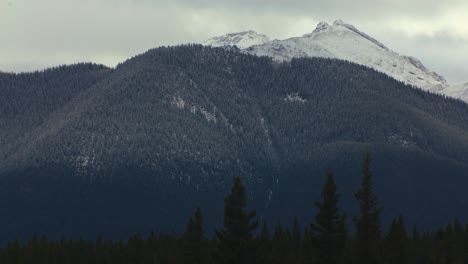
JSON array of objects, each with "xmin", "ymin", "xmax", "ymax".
[
  {"xmin": 354, "ymin": 153, "xmax": 383, "ymax": 264},
  {"xmin": 182, "ymin": 207, "xmax": 206, "ymax": 264},
  {"xmin": 384, "ymin": 214, "xmax": 408, "ymax": 264},
  {"xmin": 271, "ymin": 224, "xmax": 292, "ymax": 264},
  {"xmin": 452, "ymin": 219, "xmax": 465, "ymax": 264},
  {"xmin": 127, "ymin": 233, "xmax": 145, "ymax": 264},
  {"xmin": 412, "ymin": 225, "xmax": 420, "ymax": 241},
  {"xmin": 215, "ymin": 176, "xmax": 258, "ymax": 264},
  {"xmin": 311, "ymin": 170, "xmax": 347, "ymax": 264},
  {"xmin": 292, "ymin": 216, "xmax": 302, "ymax": 257},
  {"xmin": 256, "ymin": 221, "xmax": 271, "ymax": 264},
  {"xmin": 259, "ymin": 221, "xmax": 270, "ymax": 243},
  {"xmin": 408, "ymin": 224, "xmax": 426, "ymax": 264}
]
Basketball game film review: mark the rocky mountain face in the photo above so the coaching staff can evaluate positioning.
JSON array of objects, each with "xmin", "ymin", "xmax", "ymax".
[
  {"xmin": 1, "ymin": 45, "xmax": 468, "ymax": 242},
  {"xmin": 205, "ymin": 20, "xmax": 467, "ymax": 103}
]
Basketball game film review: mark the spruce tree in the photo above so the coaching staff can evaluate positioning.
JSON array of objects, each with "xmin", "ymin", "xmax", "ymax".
[
  {"xmin": 408, "ymin": 224, "xmax": 426, "ymax": 264},
  {"xmin": 354, "ymin": 153, "xmax": 382, "ymax": 264},
  {"xmin": 292, "ymin": 216, "xmax": 302, "ymax": 257},
  {"xmin": 384, "ymin": 214, "xmax": 408, "ymax": 264},
  {"xmin": 259, "ymin": 221, "xmax": 270, "ymax": 242},
  {"xmin": 182, "ymin": 207, "xmax": 206, "ymax": 264},
  {"xmin": 311, "ymin": 170, "xmax": 347, "ymax": 264},
  {"xmin": 215, "ymin": 176, "xmax": 258, "ymax": 264},
  {"xmin": 256, "ymin": 221, "xmax": 271, "ymax": 264},
  {"xmin": 271, "ymin": 224, "xmax": 292, "ymax": 264}
]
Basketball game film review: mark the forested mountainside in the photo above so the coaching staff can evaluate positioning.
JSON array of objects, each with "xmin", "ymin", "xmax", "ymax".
[
  {"xmin": 1, "ymin": 45, "xmax": 468, "ymax": 242},
  {"xmin": 0, "ymin": 64, "xmax": 110, "ymax": 152}
]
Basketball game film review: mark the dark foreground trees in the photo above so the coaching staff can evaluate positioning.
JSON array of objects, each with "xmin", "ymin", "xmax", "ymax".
[
  {"xmin": 215, "ymin": 176, "xmax": 259, "ymax": 264},
  {"xmin": 384, "ymin": 214, "xmax": 408, "ymax": 264},
  {"xmin": 310, "ymin": 170, "xmax": 347, "ymax": 264},
  {"xmin": 2, "ymin": 155, "xmax": 468, "ymax": 264},
  {"xmin": 354, "ymin": 153, "xmax": 383, "ymax": 264},
  {"xmin": 181, "ymin": 207, "xmax": 207, "ymax": 264}
]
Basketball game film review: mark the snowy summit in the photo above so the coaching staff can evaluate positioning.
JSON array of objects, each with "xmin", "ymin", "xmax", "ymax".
[
  {"xmin": 244, "ymin": 19, "xmax": 447, "ymax": 91},
  {"xmin": 204, "ymin": 20, "xmax": 468, "ymax": 103},
  {"xmin": 204, "ymin": 30, "xmax": 271, "ymax": 49}
]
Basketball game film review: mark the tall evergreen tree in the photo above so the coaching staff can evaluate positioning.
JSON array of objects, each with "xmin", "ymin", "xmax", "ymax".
[
  {"xmin": 271, "ymin": 224, "xmax": 292, "ymax": 264},
  {"xmin": 182, "ymin": 207, "xmax": 206, "ymax": 264},
  {"xmin": 256, "ymin": 221, "xmax": 271, "ymax": 264},
  {"xmin": 408, "ymin": 224, "xmax": 426, "ymax": 264},
  {"xmin": 354, "ymin": 153, "xmax": 383, "ymax": 264},
  {"xmin": 292, "ymin": 216, "xmax": 302, "ymax": 257},
  {"xmin": 384, "ymin": 214, "xmax": 408, "ymax": 264},
  {"xmin": 215, "ymin": 176, "xmax": 258, "ymax": 264},
  {"xmin": 310, "ymin": 170, "xmax": 347, "ymax": 264}
]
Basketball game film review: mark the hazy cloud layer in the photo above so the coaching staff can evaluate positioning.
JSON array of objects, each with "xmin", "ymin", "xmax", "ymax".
[{"xmin": 1, "ymin": 0, "xmax": 467, "ymax": 83}]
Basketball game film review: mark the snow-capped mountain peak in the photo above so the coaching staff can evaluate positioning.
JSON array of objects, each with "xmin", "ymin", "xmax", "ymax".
[
  {"xmin": 303, "ymin": 19, "xmax": 390, "ymax": 51},
  {"xmin": 245, "ymin": 19, "xmax": 448, "ymax": 92},
  {"xmin": 204, "ymin": 20, "xmax": 467, "ymax": 103},
  {"xmin": 204, "ymin": 30, "xmax": 271, "ymax": 49},
  {"xmin": 312, "ymin": 21, "xmax": 330, "ymax": 33},
  {"xmin": 333, "ymin": 19, "xmax": 344, "ymax": 26}
]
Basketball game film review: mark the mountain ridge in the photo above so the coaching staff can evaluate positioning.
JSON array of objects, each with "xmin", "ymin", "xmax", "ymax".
[{"xmin": 204, "ymin": 20, "xmax": 467, "ymax": 103}]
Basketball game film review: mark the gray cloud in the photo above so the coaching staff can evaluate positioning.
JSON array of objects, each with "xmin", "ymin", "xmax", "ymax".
[
  {"xmin": 0, "ymin": 0, "xmax": 467, "ymax": 83},
  {"xmin": 139, "ymin": 0, "xmax": 466, "ymax": 19}
]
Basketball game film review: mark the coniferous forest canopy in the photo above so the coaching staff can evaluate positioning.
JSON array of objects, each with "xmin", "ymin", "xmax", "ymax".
[
  {"xmin": 1, "ymin": 156, "xmax": 468, "ymax": 264},
  {"xmin": 1, "ymin": 45, "xmax": 468, "ymax": 248}
]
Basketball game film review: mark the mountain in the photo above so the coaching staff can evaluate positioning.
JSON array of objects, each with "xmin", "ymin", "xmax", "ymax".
[
  {"xmin": 444, "ymin": 82, "xmax": 468, "ymax": 102},
  {"xmin": 206, "ymin": 20, "xmax": 468, "ymax": 103},
  {"xmin": 1, "ymin": 45, "xmax": 468, "ymax": 242},
  {"xmin": 204, "ymin": 30, "xmax": 271, "ymax": 49}
]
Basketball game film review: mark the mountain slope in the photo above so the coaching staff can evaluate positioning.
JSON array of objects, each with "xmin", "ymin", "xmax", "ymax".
[
  {"xmin": 1, "ymin": 45, "xmax": 468, "ymax": 241},
  {"xmin": 444, "ymin": 82, "xmax": 468, "ymax": 102}
]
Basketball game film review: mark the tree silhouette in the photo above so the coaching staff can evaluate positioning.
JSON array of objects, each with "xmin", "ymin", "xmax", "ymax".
[
  {"xmin": 215, "ymin": 176, "xmax": 258, "ymax": 264},
  {"xmin": 354, "ymin": 154, "xmax": 383, "ymax": 264},
  {"xmin": 311, "ymin": 170, "xmax": 347, "ymax": 264},
  {"xmin": 182, "ymin": 207, "xmax": 206, "ymax": 264}
]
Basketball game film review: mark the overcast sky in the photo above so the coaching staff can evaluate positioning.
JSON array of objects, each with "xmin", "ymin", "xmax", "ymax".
[{"xmin": 1, "ymin": 0, "xmax": 467, "ymax": 83}]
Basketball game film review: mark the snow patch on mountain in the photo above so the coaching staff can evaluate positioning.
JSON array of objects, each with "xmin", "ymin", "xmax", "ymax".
[
  {"xmin": 199, "ymin": 107, "xmax": 217, "ymax": 123},
  {"xmin": 389, "ymin": 134, "xmax": 416, "ymax": 147},
  {"xmin": 260, "ymin": 117, "xmax": 273, "ymax": 147},
  {"xmin": 204, "ymin": 30, "xmax": 271, "ymax": 49},
  {"xmin": 285, "ymin": 93, "xmax": 307, "ymax": 103},
  {"xmin": 172, "ymin": 96, "xmax": 186, "ymax": 110},
  {"xmin": 171, "ymin": 96, "xmax": 239, "ymax": 126}
]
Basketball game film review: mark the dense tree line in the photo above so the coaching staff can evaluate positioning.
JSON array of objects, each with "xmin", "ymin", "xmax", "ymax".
[{"xmin": 2, "ymin": 155, "xmax": 468, "ymax": 264}]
